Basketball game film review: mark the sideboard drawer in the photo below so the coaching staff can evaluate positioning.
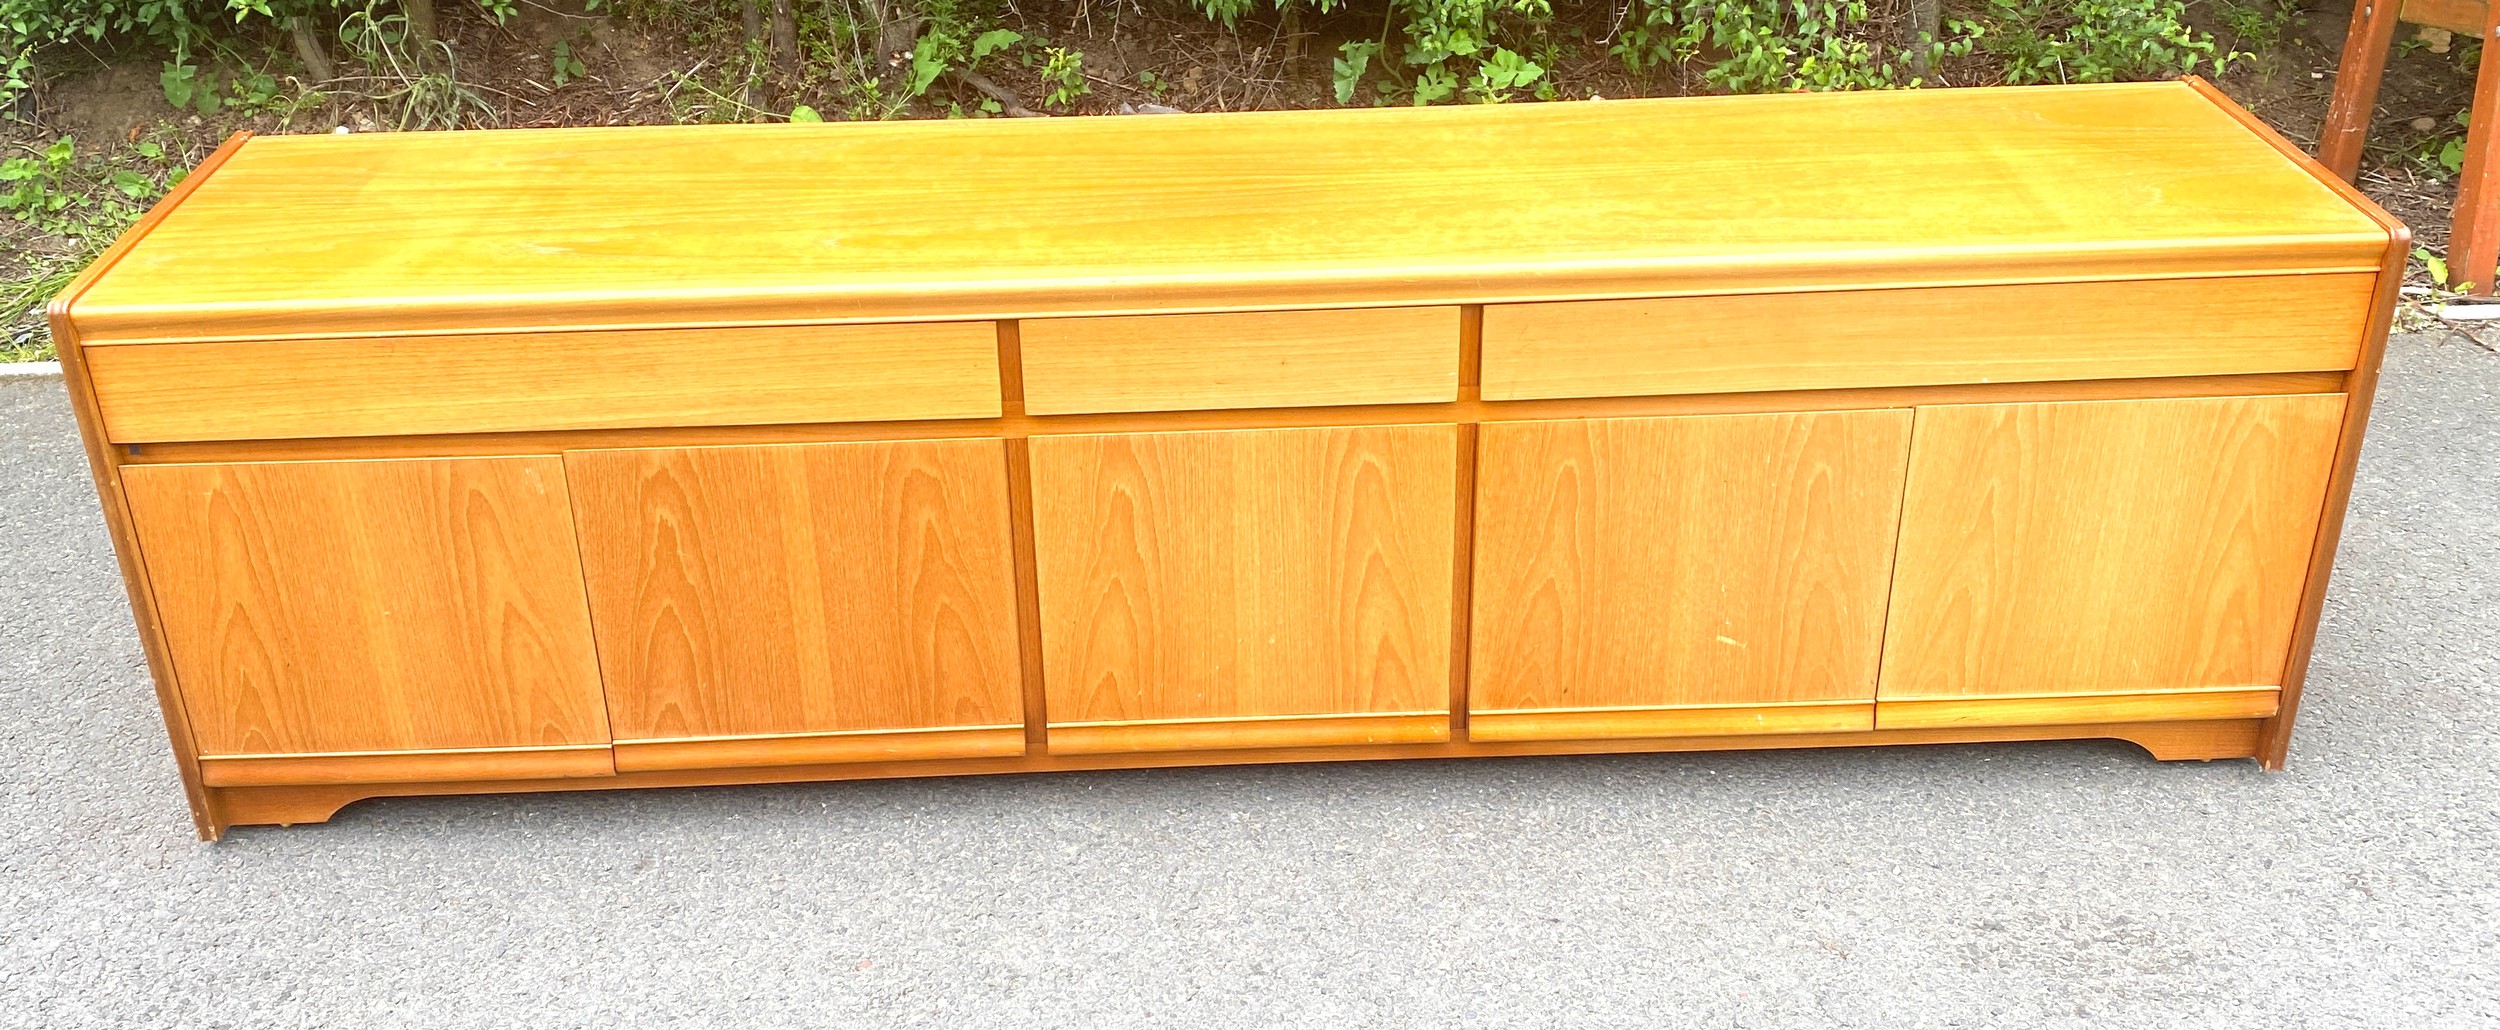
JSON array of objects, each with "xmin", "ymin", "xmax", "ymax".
[
  {"xmin": 86, "ymin": 321, "xmax": 1005, "ymax": 443},
  {"xmin": 1019, "ymin": 307, "xmax": 1459, "ymax": 414},
  {"xmin": 1480, "ymin": 274, "xmax": 2374, "ymax": 401}
]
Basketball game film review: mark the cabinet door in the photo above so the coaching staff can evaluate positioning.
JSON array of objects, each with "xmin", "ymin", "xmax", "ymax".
[
  {"xmin": 121, "ymin": 456, "xmax": 612, "ymax": 787},
  {"xmin": 565, "ymin": 439, "xmax": 1026, "ymax": 771},
  {"xmin": 1028, "ymin": 424, "xmax": 1458, "ymax": 754},
  {"xmin": 1469, "ymin": 410, "xmax": 1912, "ymax": 741},
  {"xmin": 1878, "ymin": 393, "xmax": 2347, "ymax": 728}
]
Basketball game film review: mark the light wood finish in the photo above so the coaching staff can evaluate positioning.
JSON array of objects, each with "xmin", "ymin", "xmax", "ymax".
[
  {"xmin": 2400, "ymin": 0, "xmax": 2485, "ymax": 32},
  {"xmin": 1879, "ymin": 394, "xmax": 2347, "ymax": 707},
  {"xmin": 1481, "ymin": 274, "xmax": 2373, "ymax": 400},
  {"xmin": 1469, "ymin": 702, "xmax": 1873, "ymax": 741},
  {"xmin": 1876, "ymin": 689, "xmax": 2280, "ymax": 730},
  {"xmin": 54, "ymin": 86, "xmax": 2404, "ymax": 836},
  {"xmin": 62, "ymin": 83, "xmax": 2384, "ymax": 344},
  {"xmin": 1027, "ymin": 425, "xmax": 1458, "ymax": 752},
  {"xmin": 612, "ymin": 727, "xmax": 1025, "ymax": 773},
  {"xmin": 114, "ymin": 370, "xmax": 2351, "ymax": 467},
  {"xmin": 1468, "ymin": 411, "xmax": 1912, "ymax": 739},
  {"xmin": 209, "ymin": 717, "xmax": 2272, "ymax": 829},
  {"xmin": 119, "ymin": 456, "xmax": 612, "ymax": 762},
  {"xmin": 44, "ymin": 131, "xmax": 252, "ymax": 838},
  {"xmin": 565, "ymin": 439, "xmax": 1025, "ymax": 769},
  {"xmin": 1047, "ymin": 713, "xmax": 1451, "ymax": 755},
  {"xmin": 86, "ymin": 322, "xmax": 1002, "ymax": 443},
  {"xmin": 1020, "ymin": 307, "xmax": 1459, "ymax": 414},
  {"xmin": 2189, "ymin": 74, "xmax": 2419, "ymax": 769},
  {"xmin": 198, "ymin": 745, "xmax": 614, "ymax": 787}
]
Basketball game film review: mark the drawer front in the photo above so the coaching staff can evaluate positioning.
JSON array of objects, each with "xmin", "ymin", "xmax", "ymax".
[
  {"xmin": 1018, "ymin": 307, "xmax": 1459, "ymax": 415},
  {"xmin": 1480, "ymin": 274, "xmax": 2374, "ymax": 401},
  {"xmin": 86, "ymin": 321, "xmax": 1004, "ymax": 443}
]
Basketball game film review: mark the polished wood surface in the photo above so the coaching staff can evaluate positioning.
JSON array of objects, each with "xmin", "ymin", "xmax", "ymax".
[
  {"xmin": 43, "ymin": 131, "xmax": 252, "ymax": 838},
  {"xmin": 1879, "ymin": 394, "xmax": 2347, "ymax": 702},
  {"xmin": 1876, "ymin": 688, "xmax": 2281, "ymax": 730},
  {"xmin": 1469, "ymin": 702, "xmax": 1874, "ymax": 741},
  {"xmin": 565, "ymin": 439, "xmax": 1025, "ymax": 767},
  {"xmin": 1027, "ymin": 425, "xmax": 1458, "ymax": 751},
  {"xmin": 86, "ymin": 322, "xmax": 1003, "ymax": 443},
  {"xmin": 54, "ymin": 86, "xmax": 2403, "ymax": 836},
  {"xmin": 1480, "ymin": 274, "xmax": 2372, "ymax": 400},
  {"xmin": 62, "ymin": 83, "xmax": 2384, "ymax": 343},
  {"xmin": 1468, "ymin": 411, "xmax": 1912, "ymax": 738},
  {"xmin": 612, "ymin": 727, "xmax": 1026, "ymax": 772},
  {"xmin": 120, "ymin": 456, "xmax": 612, "ymax": 759},
  {"xmin": 198, "ymin": 745, "xmax": 614, "ymax": 787},
  {"xmin": 1020, "ymin": 307, "xmax": 1459, "ymax": 414},
  {"xmin": 214, "ymin": 717, "xmax": 2274, "ymax": 828}
]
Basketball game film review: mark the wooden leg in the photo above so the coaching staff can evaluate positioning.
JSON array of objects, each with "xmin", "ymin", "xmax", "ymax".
[
  {"xmin": 2453, "ymin": 10, "xmax": 2500, "ymax": 294},
  {"xmin": 2319, "ymin": 0, "xmax": 2404, "ymax": 180}
]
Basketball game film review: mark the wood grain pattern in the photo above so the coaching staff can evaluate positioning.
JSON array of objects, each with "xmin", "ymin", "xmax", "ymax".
[
  {"xmin": 43, "ymin": 131, "xmax": 253, "ymax": 838},
  {"xmin": 1879, "ymin": 394, "xmax": 2347, "ymax": 703},
  {"xmin": 612, "ymin": 727, "xmax": 1026, "ymax": 772},
  {"xmin": 2400, "ymin": 0, "xmax": 2483, "ymax": 36},
  {"xmin": 61, "ymin": 84, "xmax": 2385, "ymax": 343},
  {"xmin": 112, "ymin": 370, "xmax": 2347, "ymax": 467},
  {"xmin": 1020, "ymin": 307, "xmax": 1459, "ymax": 414},
  {"xmin": 565, "ymin": 439, "xmax": 1025, "ymax": 765},
  {"xmin": 198, "ymin": 745, "xmax": 614, "ymax": 787},
  {"xmin": 1480, "ymin": 274, "xmax": 2373, "ymax": 401},
  {"xmin": 119, "ymin": 456, "xmax": 612, "ymax": 760},
  {"xmin": 1468, "ymin": 702, "xmax": 1873, "ymax": 741},
  {"xmin": 2318, "ymin": 0, "xmax": 2406, "ymax": 180},
  {"xmin": 208, "ymin": 718, "xmax": 2272, "ymax": 830},
  {"xmin": 2191, "ymin": 71, "xmax": 2420, "ymax": 768},
  {"xmin": 1468, "ymin": 411, "xmax": 1912, "ymax": 735},
  {"xmin": 1876, "ymin": 688, "xmax": 2280, "ymax": 729},
  {"xmin": 1047, "ymin": 713, "xmax": 1450, "ymax": 755},
  {"xmin": 1028, "ymin": 425, "xmax": 1458, "ymax": 751},
  {"xmin": 86, "ymin": 322, "xmax": 1002, "ymax": 443}
]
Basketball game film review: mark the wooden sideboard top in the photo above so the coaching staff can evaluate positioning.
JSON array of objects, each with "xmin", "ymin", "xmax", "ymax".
[{"xmin": 63, "ymin": 80, "xmax": 2390, "ymax": 343}]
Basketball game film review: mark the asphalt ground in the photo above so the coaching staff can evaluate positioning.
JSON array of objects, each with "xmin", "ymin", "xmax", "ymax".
[{"xmin": 2, "ymin": 332, "xmax": 2494, "ymax": 1028}]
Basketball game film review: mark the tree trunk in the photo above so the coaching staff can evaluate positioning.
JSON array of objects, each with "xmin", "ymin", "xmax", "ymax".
[
  {"xmin": 289, "ymin": 16, "xmax": 338, "ymax": 84},
  {"xmin": 404, "ymin": 0, "xmax": 437, "ymax": 45},
  {"xmin": 1908, "ymin": 0, "xmax": 1941, "ymax": 78},
  {"xmin": 771, "ymin": 0, "xmax": 800, "ymax": 80}
]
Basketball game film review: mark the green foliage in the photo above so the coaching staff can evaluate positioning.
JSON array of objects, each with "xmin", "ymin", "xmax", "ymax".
[
  {"xmin": 1611, "ymin": 0, "xmax": 1917, "ymax": 91},
  {"xmin": 1038, "ymin": 45, "xmax": 1087, "ymax": 108},
  {"xmin": 551, "ymin": 39, "xmax": 586, "ymax": 85},
  {"xmin": 1958, "ymin": 0, "xmax": 2231, "ymax": 84},
  {"xmin": 0, "ymin": 134, "xmax": 186, "ymax": 362}
]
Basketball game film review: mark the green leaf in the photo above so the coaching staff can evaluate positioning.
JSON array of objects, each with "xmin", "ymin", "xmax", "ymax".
[
  {"xmin": 971, "ymin": 29, "xmax": 1023, "ymax": 62},
  {"xmin": 1332, "ymin": 41, "xmax": 1378, "ymax": 105},
  {"xmin": 159, "ymin": 63, "xmax": 196, "ymax": 111},
  {"xmin": 788, "ymin": 104, "xmax": 822, "ymax": 122}
]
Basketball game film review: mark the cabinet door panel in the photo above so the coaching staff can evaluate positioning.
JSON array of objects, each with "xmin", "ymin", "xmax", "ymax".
[
  {"xmin": 1028, "ymin": 424, "xmax": 1458, "ymax": 753},
  {"xmin": 1468, "ymin": 410, "xmax": 1911, "ymax": 741},
  {"xmin": 1877, "ymin": 393, "xmax": 2346, "ymax": 728},
  {"xmin": 120, "ymin": 456, "xmax": 611, "ymax": 784},
  {"xmin": 565, "ymin": 439, "xmax": 1025, "ymax": 770}
]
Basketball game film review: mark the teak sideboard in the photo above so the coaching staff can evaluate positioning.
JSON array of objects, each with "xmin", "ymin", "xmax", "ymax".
[{"xmin": 52, "ymin": 79, "xmax": 2404, "ymax": 839}]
